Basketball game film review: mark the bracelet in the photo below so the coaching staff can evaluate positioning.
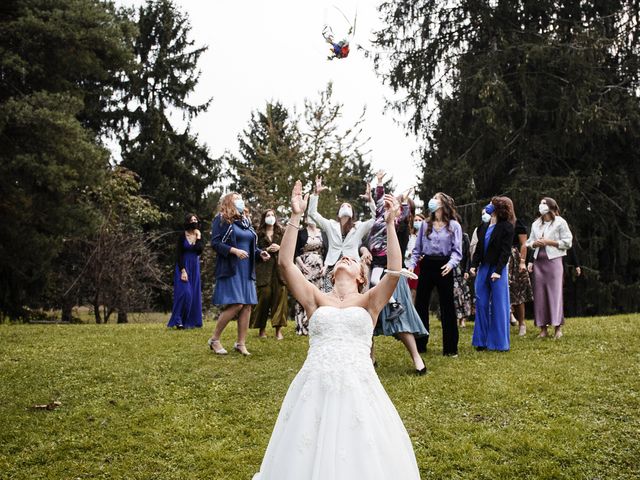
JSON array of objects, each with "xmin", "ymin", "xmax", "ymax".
[{"xmin": 287, "ymin": 221, "xmax": 301, "ymax": 230}]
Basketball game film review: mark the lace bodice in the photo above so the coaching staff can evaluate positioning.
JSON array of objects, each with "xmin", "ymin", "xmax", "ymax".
[{"xmin": 299, "ymin": 306, "xmax": 375, "ymax": 385}]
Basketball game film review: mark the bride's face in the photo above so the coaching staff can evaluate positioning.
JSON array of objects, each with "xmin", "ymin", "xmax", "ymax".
[{"xmin": 333, "ymin": 257, "xmax": 364, "ymax": 285}]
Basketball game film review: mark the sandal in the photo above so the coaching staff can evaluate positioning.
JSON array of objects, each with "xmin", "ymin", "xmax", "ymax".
[
  {"xmin": 233, "ymin": 342, "xmax": 251, "ymax": 356},
  {"xmin": 207, "ymin": 338, "xmax": 228, "ymax": 355}
]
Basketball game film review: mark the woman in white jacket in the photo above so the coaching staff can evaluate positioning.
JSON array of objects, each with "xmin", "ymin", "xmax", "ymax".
[
  {"xmin": 526, "ymin": 197, "xmax": 573, "ymax": 339},
  {"xmin": 307, "ymin": 176, "xmax": 376, "ymax": 292}
]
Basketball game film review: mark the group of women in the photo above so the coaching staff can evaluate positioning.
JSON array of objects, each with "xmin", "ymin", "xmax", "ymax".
[{"xmin": 167, "ymin": 175, "xmax": 574, "ymax": 367}]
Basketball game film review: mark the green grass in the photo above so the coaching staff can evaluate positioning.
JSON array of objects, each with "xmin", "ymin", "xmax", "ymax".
[{"xmin": 1, "ymin": 315, "xmax": 639, "ymax": 479}]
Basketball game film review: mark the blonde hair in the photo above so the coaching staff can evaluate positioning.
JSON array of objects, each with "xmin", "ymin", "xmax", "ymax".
[{"xmin": 330, "ymin": 261, "xmax": 370, "ymax": 293}]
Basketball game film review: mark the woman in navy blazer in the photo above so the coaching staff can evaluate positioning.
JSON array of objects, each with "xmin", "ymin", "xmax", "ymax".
[
  {"xmin": 207, "ymin": 192, "xmax": 269, "ymax": 356},
  {"xmin": 470, "ymin": 197, "xmax": 515, "ymax": 351}
]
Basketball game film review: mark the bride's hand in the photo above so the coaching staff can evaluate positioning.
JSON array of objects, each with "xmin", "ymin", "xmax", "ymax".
[
  {"xmin": 291, "ymin": 180, "xmax": 309, "ymax": 214},
  {"xmin": 383, "ymin": 194, "xmax": 397, "ymax": 223}
]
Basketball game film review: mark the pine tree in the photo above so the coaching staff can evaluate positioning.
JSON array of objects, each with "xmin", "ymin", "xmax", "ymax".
[
  {"xmin": 227, "ymin": 102, "xmax": 306, "ymax": 215},
  {"xmin": 119, "ymin": 0, "xmax": 217, "ymax": 223},
  {"xmin": 301, "ymin": 83, "xmax": 373, "ymax": 217},
  {"xmin": 374, "ymin": 0, "xmax": 640, "ymax": 314},
  {"xmin": 0, "ymin": 0, "xmax": 132, "ymax": 319}
]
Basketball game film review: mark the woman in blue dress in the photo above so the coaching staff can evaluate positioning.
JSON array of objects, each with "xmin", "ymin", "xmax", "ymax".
[
  {"xmin": 167, "ymin": 214, "xmax": 204, "ymax": 329},
  {"xmin": 469, "ymin": 197, "xmax": 515, "ymax": 351},
  {"xmin": 207, "ymin": 193, "xmax": 270, "ymax": 356}
]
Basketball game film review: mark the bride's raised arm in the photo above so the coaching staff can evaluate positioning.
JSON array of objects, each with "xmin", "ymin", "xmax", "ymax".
[
  {"xmin": 279, "ymin": 180, "xmax": 319, "ymax": 314},
  {"xmin": 367, "ymin": 194, "xmax": 401, "ymax": 319}
]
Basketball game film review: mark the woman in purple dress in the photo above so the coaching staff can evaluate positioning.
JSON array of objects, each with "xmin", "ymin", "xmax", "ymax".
[
  {"xmin": 207, "ymin": 193, "xmax": 270, "ymax": 356},
  {"xmin": 526, "ymin": 197, "xmax": 573, "ymax": 339},
  {"xmin": 167, "ymin": 214, "xmax": 204, "ymax": 329}
]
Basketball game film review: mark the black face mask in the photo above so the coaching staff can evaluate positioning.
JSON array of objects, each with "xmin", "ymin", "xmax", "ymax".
[{"xmin": 186, "ymin": 222, "xmax": 198, "ymax": 231}]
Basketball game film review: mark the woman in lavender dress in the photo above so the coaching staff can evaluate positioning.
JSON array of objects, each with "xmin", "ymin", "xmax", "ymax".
[
  {"xmin": 408, "ymin": 192, "xmax": 463, "ymax": 356},
  {"xmin": 526, "ymin": 197, "xmax": 573, "ymax": 339}
]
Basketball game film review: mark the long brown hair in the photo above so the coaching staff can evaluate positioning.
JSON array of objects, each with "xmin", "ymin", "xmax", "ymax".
[
  {"xmin": 425, "ymin": 192, "xmax": 457, "ymax": 238},
  {"xmin": 257, "ymin": 209, "xmax": 284, "ymax": 238},
  {"xmin": 538, "ymin": 197, "xmax": 560, "ymax": 224},
  {"xmin": 492, "ymin": 196, "xmax": 516, "ymax": 225},
  {"xmin": 336, "ymin": 202, "xmax": 356, "ymax": 237},
  {"xmin": 218, "ymin": 192, "xmax": 243, "ymax": 223}
]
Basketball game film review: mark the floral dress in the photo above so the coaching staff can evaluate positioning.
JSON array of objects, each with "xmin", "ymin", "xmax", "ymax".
[{"xmin": 294, "ymin": 233, "xmax": 325, "ymax": 335}]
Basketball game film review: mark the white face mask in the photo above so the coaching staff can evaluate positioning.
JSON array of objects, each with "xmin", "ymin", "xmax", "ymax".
[
  {"xmin": 539, "ymin": 203, "xmax": 550, "ymax": 215},
  {"xmin": 265, "ymin": 216, "xmax": 276, "ymax": 226},
  {"xmin": 481, "ymin": 213, "xmax": 491, "ymax": 223},
  {"xmin": 338, "ymin": 206, "xmax": 353, "ymax": 218}
]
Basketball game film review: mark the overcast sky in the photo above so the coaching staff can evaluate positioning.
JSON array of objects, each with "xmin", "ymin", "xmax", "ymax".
[{"xmin": 116, "ymin": 0, "xmax": 422, "ymax": 198}]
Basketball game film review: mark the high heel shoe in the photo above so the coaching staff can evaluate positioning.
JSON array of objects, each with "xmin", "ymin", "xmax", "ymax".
[
  {"xmin": 415, "ymin": 366, "xmax": 428, "ymax": 376},
  {"xmin": 207, "ymin": 338, "xmax": 227, "ymax": 355},
  {"xmin": 233, "ymin": 342, "xmax": 251, "ymax": 356}
]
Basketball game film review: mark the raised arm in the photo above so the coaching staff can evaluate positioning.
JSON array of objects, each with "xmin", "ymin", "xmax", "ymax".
[
  {"xmin": 279, "ymin": 181, "xmax": 319, "ymax": 314},
  {"xmin": 367, "ymin": 194, "xmax": 401, "ymax": 319},
  {"xmin": 308, "ymin": 176, "xmax": 332, "ymax": 232}
]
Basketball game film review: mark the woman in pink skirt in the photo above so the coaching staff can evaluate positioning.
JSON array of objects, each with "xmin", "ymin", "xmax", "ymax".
[{"xmin": 526, "ymin": 197, "xmax": 573, "ymax": 339}]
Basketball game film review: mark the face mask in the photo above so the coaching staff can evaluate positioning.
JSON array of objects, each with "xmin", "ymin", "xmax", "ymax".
[
  {"xmin": 186, "ymin": 222, "xmax": 198, "ymax": 231},
  {"xmin": 485, "ymin": 203, "xmax": 495, "ymax": 215},
  {"xmin": 481, "ymin": 213, "xmax": 491, "ymax": 223},
  {"xmin": 234, "ymin": 199, "xmax": 245, "ymax": 213},
  {"xmin": 427, "ymin": 198, "xmax": 441, "ymax": 213},
  {"xmin": 338, "ymin": 206, "xmax": 353, "ymax": 218},
  {"xmin": 539, "ymin": 203, "xmax": 550, "ymax": 215},
  {"xmin": 413, "ymin": 221, "xmax": 422, "ymax": 230},
  {"xmin": 265, "ymin": 216, "xmax": 276, "ymax": 226}
]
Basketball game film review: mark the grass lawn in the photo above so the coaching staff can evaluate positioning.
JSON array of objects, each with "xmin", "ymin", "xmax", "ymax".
[{"xmin": 1, "ymin": 314, "xmax": 639, "ymax": 479}]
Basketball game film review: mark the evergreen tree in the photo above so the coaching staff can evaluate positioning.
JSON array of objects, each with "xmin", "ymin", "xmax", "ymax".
[
  {"xmin": 227, "ymin": 101, "xmax": 306, "ymax": 215},
  {"xmin": 119, "ymin": 0, "xmax": 217, "ymax": 223},
  {"xmin": 374, "ymin": 0, "xmax": 640, "ymax": 314},
  {"xmin": 301, "ymin": 83, "xmax": 373, "ymax": 217},
  {"xmin": 0, "ymin": 0, "xmax": 132, "ymax": 319}
]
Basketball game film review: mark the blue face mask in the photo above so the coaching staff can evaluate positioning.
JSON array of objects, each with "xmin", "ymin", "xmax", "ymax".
[
  {"xmin": 413, "ymin": 221, "xmax": 422, "ymax": 230},
  {"xmin": 234, "ymin": 199, "xmax": 245, "ymax": 213},
  {"xmin": 485, "ymin": 203, "xmax": 495, "ymax": 215},
  {"xmin": 427, "ymin": 198, "xmax": 441, "ymax": 213}
]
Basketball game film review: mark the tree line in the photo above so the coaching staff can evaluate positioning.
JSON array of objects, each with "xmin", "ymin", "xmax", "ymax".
[
  {"xmin": 2, "ymin": 0, "xmax": 638, "ymax": 321},
  {"xmin": 372, "ymin": 0, "xmax": 640, "ymax": 315},
  {"xmin": 0, "ymin": 0, "xmax": 375, "ymax": 321}
]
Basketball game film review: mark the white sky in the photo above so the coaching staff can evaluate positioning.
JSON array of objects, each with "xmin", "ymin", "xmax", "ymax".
[{"xmin": 116, "ymin": 0, "xmax": 423, "ymax": 197}]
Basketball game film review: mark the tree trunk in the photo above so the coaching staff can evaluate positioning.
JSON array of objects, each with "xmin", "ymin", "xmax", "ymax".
[
  {"xmin": 61, "ymin": 301, "xmax": 73, "ymax": 323},
  {"xmin": 117, "ymin": 311, "xmax": 128, "ymax": 323},
  {"xmin": 93, "ymin": 294, "xmax": 102, "ymax": 324}
]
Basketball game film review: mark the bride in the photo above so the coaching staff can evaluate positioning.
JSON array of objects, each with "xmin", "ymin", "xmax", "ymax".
[{"xmin": 252, "ymin": 181, "xmax": 421, "ymax": 480}]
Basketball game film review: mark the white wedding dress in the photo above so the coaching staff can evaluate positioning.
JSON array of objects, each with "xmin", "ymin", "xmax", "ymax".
[{"xmin": 252, "ymin": 305, "xmax": 421, "ymax": 480}]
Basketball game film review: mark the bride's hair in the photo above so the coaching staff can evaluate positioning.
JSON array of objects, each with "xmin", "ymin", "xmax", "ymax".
[{"xmin": 330, "ymin": 261, "xmax": 370, "ymax": 293}]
